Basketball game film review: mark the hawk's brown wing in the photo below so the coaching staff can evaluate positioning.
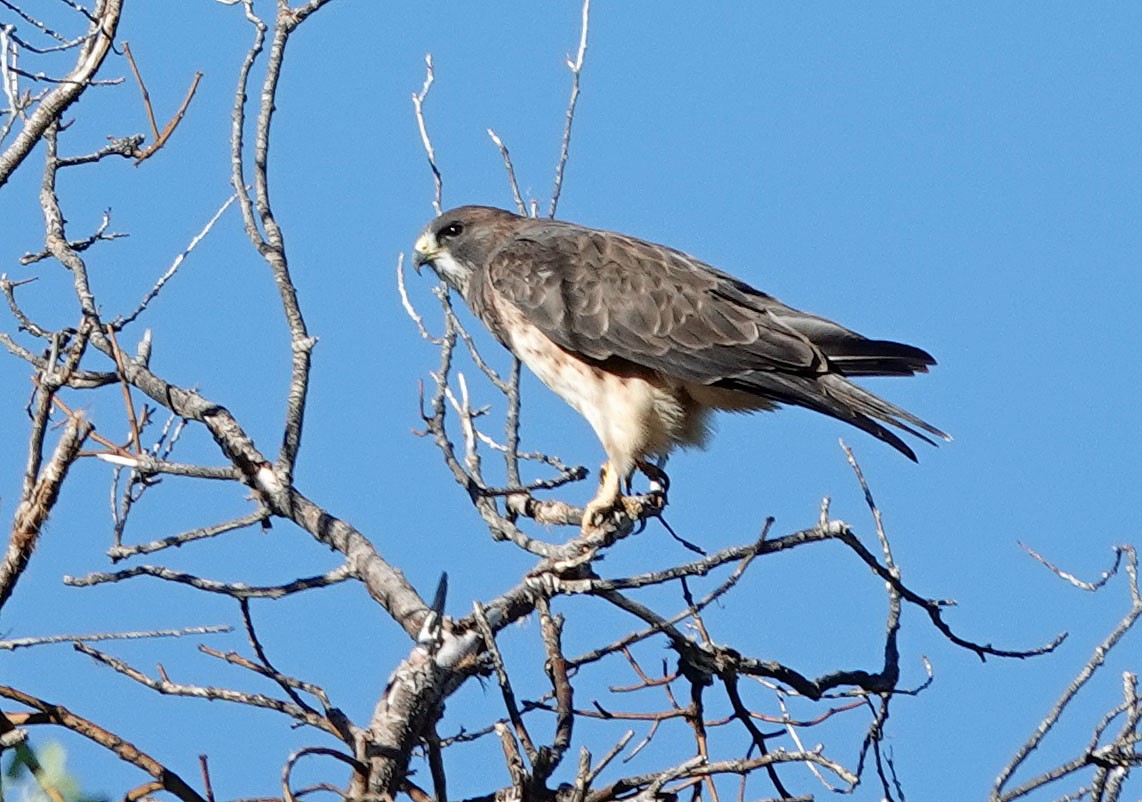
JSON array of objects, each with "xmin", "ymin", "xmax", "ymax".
[{"xmin": 478, "ymin": 218, "xmax": 947, "ymax": 459}]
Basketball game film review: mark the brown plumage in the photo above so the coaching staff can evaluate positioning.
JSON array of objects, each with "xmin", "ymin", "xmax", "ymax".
[{"xmin": 414, "ymin": 205, "xmax": 947, "ymax": 528}]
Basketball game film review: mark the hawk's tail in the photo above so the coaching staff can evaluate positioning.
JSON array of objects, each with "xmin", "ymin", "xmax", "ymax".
[
  {"xmin": 722, "ymin": 372, "xmax": 950, "ymax": 461},
  {"xmin": 818, "ymin": 374, "xmax": 950, "ymax": 459},
  {"xmin": 819, "ymin": 338, "xmax": 936, "ymax": 377}
]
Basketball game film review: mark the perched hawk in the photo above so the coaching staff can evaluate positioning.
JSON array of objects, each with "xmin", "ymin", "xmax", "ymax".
[{"xmin": 414, "ymin": 206, "xmax": 947, "ymax": 529}]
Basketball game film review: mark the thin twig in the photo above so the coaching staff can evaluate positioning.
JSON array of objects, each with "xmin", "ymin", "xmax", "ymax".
[
  {"xmin": 1020, "ymin": 542, "xmax": 1123, "ymax": 592},
  {"xmin": 107, "ymin": 509, "xmax": 269, "ymax": 562},
  {"xmin": 121, "ymin": 41, "xmax": 202, "ymax": 165},
  {"xmin": 474, "ymin": 602, "xmax": 539, "ymax": 766},
  {"xmin": 0, "ymin": 625, "xmax": 231, "ymax": 651},
  {"xmin": 122, "ymin": 42, "xmax": 159, "ymax": 138},
  {"xmin": 65, "ymin": 563, "xmax": 355, "ymax": 599},
  {"xmin": 412, "ymin": 53, "xmax": 442, "ymax": 215},
  {"xmin": 549, "ymin": 0, "xmax": 590, "ymax": 218},
  {"xmin": 239, "ymin": 598, "xmax": 317, "ymax": 716},
  {"xmin": 396, "ymin": 253, "xmax": 444, "ymax": 345},
  {"xmin": 488, "ymin": 128, "xmax": 526, "ymax": 215},
  {"xmin": 117, "ymin": 193, "xmax": 238, "ymax": 327},
  {"xmin": 992, "ymin": 547, "xmax": 1142, "ymax": 801},
  {"xmin": 106, "ymin": 326, "xmax": 143, "ymax": 453},
  {"xmin": 75, "ymin": 642, "xmax": 342, "ymax": 737}
]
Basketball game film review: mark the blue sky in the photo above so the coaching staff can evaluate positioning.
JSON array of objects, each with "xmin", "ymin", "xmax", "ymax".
[{"xmin": 1, "ymin": 2, "xmax": 1140, "ymax": 800}]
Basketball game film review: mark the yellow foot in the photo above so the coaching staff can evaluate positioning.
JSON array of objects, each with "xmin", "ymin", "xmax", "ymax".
[
  {"xmin": 621, "ymin": 495, "xmax": 646, "ymax": 520},
  {"xmin": 581, "ymin": 461, "xmax": 623, "ymax": 533},
  {"xmin": 581, "ymin": 499, "xmax": 610, "ymax": 532},
  {"xmin": 581, "ymin": 461, "xmax": 669, "ymax": 533},
  {"xmin": 585, "ymin": 491, "xmax": 670, "ymax": 529},
  {"xmin": 581, "ymin": 493, "xmax": 644, "ymax": 533}
]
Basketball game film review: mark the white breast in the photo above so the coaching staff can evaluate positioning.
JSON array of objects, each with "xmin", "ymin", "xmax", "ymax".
[{"xmin": 495, "ymin": 301, "xmax": 693, "ymax": 474}]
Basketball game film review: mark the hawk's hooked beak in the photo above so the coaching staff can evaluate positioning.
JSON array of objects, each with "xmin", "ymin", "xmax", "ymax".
[{"xmin": 412, "ymin": 232, "xmax": 438, "ymax": 275}]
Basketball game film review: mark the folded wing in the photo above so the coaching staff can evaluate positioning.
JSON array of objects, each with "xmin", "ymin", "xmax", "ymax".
[{"xmin": 479, "ymin": 218, "xmax": 947, "ymax": 459}]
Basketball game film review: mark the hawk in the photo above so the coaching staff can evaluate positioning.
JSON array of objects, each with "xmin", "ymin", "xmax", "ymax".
[{"xmin": 414, "ymin": 206, "xmax": 947, "ymax": 530}]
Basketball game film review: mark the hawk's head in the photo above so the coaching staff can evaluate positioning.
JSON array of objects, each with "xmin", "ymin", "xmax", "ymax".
[{"xmin": 413, "ymin": 205, "xmax": 519, "ymax": 296}]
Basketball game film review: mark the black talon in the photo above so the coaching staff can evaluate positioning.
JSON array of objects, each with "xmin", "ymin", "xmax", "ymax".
[{"xmin": 636, "ymin": 460, "xmax": 671, "ymax": 494}]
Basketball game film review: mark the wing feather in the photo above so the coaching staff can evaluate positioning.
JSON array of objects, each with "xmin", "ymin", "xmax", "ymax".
[{"xmin": 485, "ymin": 221, "xmax": 830, "ymax": 378}]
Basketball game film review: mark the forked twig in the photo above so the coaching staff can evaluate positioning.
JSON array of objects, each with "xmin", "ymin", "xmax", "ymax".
[
  {"xmin": 992, "ymin": 546, "xmax": 1142, "ymax": 801},
  {"xmin": 121, "ymin": 41, "xmax": 202, "ymax": 166}
]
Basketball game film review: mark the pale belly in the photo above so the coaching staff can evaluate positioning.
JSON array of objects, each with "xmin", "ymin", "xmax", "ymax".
[{"xmin": 504, "ymin": 318, "xmax": 693, "ymax": 471}]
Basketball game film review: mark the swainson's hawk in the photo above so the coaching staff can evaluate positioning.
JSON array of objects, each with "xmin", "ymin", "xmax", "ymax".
[{"xmin": 414, "ymin": 206, "xmax": 947, "ymax": 529}]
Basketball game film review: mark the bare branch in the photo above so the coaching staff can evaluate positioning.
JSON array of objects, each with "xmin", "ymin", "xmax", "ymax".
[
  {"xmin": 0, "ymin": 684, "xmax": 208, "ymax": 802},
  {"xmin": 74, "ymin": 642, "xmax": 343, "ymax": 738},
  {"xmin": 117, "ymin": 192, "xmax": 239, "ymax": 327},
  {"xmin": 0, "ymin": 411, "xmax": 91, "ymax": 611},
  {"xmin": 121, "ymin": 41, "xmax": 202, "ymax": 165},
  {"xmin": 0, "ymin": 625, "xmax": 231, "ymax": 652},
  {"xmin": 473, "ymin": 601, "xmax": 539, "ymax": 767},
  {"xmin": 488, "ymin": 128, "xmax": 526, "ymax": 215},
  {"xmin": 0, "ymin": 0, "xmax": 123, "ymax": 187},
  {"xmin": 228, "ymin": 4, "xmax": 330, "ymax": 485},
  {"xmin": 107, "ymin": 509, "xmax": 269, "ymax": 562},
  {"xmin": 412, "ymin": 53, "xmax": 443, "ymax": 215},
  {"xmin": 282, "ymin": 747, "xmax": 365, "ymax": 802},
  {"xmin": 239, "ymin": 598, "xmax": 325, "ymax": 721},
  {"xmin": 20, "ymin": 208, "xmax": 128, "ymax": 263},
  {"xmin": 533, "ymin": 596, "xmax": 574, "ymax": 783},
  {"xmin": 397, "ymin": 253, "xmax": 445, "ymax": 345},
  {"xmin": 549, "ymin": 0, "xmax": 590, "ymax": 218},
  {"xmin": 992, "ymin": 546, "xmax": 1142, "ymax": 801},
  {"xmin": 65, "ymin": 563, "xmax": 356, "ymax": 600},
  {"xmin": 1021, "ymin": 541, "xmax": 1124, "ymax": 591}
]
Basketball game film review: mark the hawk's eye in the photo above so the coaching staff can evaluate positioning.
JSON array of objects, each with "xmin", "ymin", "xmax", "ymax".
[{"xmin": 438, "ymin": 222, "xmax": 464, "ymax": 242}]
